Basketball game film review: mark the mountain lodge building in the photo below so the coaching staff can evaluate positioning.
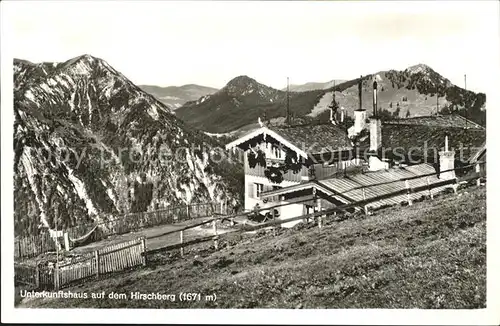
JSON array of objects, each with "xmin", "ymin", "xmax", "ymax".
[
  {"xmin": 225, "ymin": 78, "xmax": 486, "ymax": 227},
  {"xmin": 225, "ymin": 123, "xmax": 360, "ymax": 226}
]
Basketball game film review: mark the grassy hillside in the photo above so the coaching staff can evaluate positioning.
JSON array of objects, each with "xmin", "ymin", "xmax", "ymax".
[{"xmin": 18, "ymin": 187, "xmax": 486, "ymax": 309}]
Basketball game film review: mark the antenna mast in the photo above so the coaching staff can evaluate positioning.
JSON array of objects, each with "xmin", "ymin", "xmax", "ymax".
[
  {"xmin": 286, "ymin": 77, "xmax": 290, "ymax": 126},
  {"xmin": 328, "ymin": 80, "xmax": 337, "ymax": 124},
  {"xmin": 464, "ymin": 74, "xmax": 468, "ymax": 129},
  {"xmin": 333, "ymin": 80, "xmax": 336, "ymax": 106}
]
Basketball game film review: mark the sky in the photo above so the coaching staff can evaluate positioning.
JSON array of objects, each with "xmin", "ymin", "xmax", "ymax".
[{"xmin": 2, "ymin": 0, "xmax": 499, "ymax": 93}]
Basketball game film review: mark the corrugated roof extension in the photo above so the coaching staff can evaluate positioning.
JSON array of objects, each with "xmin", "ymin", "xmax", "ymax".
[{"xmin": 261, "ymin": 163, "xmax": 451, "ymax": 210}]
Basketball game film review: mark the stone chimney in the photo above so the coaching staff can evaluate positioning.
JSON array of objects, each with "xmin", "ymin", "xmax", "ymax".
[
  {"xmin": 369, "ymin": 118, "xmax": 382, "ymax": 151},
  {"xmin": 439, "ymin": 135, "xmax": 456, "ymax": 180},
  {"xmin": 369, "ymin": 79, "xmax": 382, "ymax": 151},
  {"xmin": 354, "ymin": 110, "xmax": 366, "ymax": 134},
  {"xmin": 329, "ymin": 108, "xmax": 336, "ymax": 125},
  {"xmin": 353, "ymin": 76, "xmax": 366, "ymax": 134}
]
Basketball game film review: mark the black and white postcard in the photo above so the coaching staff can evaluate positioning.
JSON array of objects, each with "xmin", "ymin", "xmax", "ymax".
[{"xmin": 1, "ymin": 0, "xmax": 499, "ymax": 324}]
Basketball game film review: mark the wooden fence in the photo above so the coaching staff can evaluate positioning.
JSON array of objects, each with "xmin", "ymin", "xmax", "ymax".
[
  {"xmin": 14, "ymin": 237, "xmax": 146, "ymax": 290},
  {"xmin": 66, "ymin": 201, "xmax": 227, "ymax": 244},
  {"xmin": 14, "ymin": 263, "xmax": 38, "ymax": 287},
  {"xmin": 15, "ymin": 201, "xmax": 228, "ymax": 259},
  {"xmin": 14, "ymin": 232, "xmax": 56, "ymax": 260},
  {"xmin": 98, "ymin": 202, "xmax": 220, "ymax": 237}
]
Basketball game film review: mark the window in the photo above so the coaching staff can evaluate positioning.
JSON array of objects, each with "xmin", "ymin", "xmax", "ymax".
[
  {"xmin": 272, "ymin": 145, "xmax": 283, "ymax": 159},
  {"xmin": 255, "ymin": 183, "xmax": 264, "ymax": 198}
]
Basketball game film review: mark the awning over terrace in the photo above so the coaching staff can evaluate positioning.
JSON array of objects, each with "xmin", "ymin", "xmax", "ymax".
[{"xmin": 260, "ymin": 163, "xmax": 454, "ymax": 210}]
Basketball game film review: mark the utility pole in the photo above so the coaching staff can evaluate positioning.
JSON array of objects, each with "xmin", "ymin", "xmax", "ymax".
[
  {"xmin": 436, "ymin": 88, "xmax": 439, "ymax": 115},
  {"xmin": 333, "ymin": 80, "xmax": 336, "ymax": 122},
  {"xmin": 333, "ymin": 80, "xmax": 336, "ymax": 98},
  {"xmin": 358, "ymin": 75, "xmax": 363, "ymax": 112}
]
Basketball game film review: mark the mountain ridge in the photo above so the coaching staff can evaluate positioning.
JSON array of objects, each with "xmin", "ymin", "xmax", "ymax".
[
  {"xmin": 176, "ymin": 64, "xmax": 486, "ymax": 133},
  {"xmin": 282, "ymin": 79, "xmax": 348, "ymax": 92},
  {"xmin": 139, "ymin": 84, "xmax": 218, "ymax": 110},
  {"xmin": 14, "ymin": 54, "xmax": 240, "ymax": 236}
]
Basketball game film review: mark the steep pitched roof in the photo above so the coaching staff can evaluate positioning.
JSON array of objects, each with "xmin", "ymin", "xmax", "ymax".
[
  {"xmin": 272, "ymin": 123, "xmax": 352, "ymax": 155},
  {"xmin": 225, "ymin": 123, "xmax": 353, "ymax": 158},
  {"xmin": 357, "ymin": 124, "xmax": 486, "ymax": 163},
  {"xmin": 383, "ymin": 114, "xmax": 484, "ymax": 130}
]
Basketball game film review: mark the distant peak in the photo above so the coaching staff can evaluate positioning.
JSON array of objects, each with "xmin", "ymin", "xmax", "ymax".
[
  {"xmin": 220, "ymin": 75, "xmax": 278, "ymax": 97},
  {"xmin": 79, "ymin": 54, "xmax": 95, "ymax": 59},
  {"xmin": 407, "ymin": 63, "xmax": 434, "ymax": 74},
  {"xmin": 226, "ymin": 75, "xmax": 258, "ymax": 86},
  {"xmin": 222, "ymin": 75, "xmax": 264, "ymax": 95},
  {"xmin": 62, "ymin": 54, "xmax": 103, "ymax": 67},
  {"xmin": 57, "ymin": 54, "xmax": 120, "ymax": 77}
]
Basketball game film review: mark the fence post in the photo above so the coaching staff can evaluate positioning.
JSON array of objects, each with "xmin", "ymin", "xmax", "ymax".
[
  {"xmin": 426, "ymin": 177, "xmax": 434, "ymax": 199},
  {"xmin": 35, "ymin": 265, "xmax": 40, "ymax": 289},
  {"xmin": 316, "ymin": 196, "xmax": 322, "ymax": 229},
  {"xmin": 173, "ymin": 208, "xmax": 178, "ymax": 223},
  {"xmin": 95, "ymin": 250, "xmax": 100, "ymax": 278},
  {"xmin": 54, "ymin": 263, "xmax": 60, "ymax": 291},
  {"xmin": 405, "ymin": 180, "xmax": 413, "ymax": 206},
  {"xmin": 476, "ymin": 163, "xmax": 481, "ymax": 186},
  {"xmin": 362, "ymin": 188, "xmax": 368, "ymax": 214},
  {"xmin": 17, "ymin": 240, "xmax": 22, "ymax": 259},
  {"xmin": 63, "ymin": 232, "xmax": 70, "ymax": 251},
  {"xmin": 186, "ymin": 205, "xmax": 190, "ymax": 219},
  {"xmin": 141, "ymin": 237, "xmax": 147, "ymax": 266},
  {"xmin": 180, "ymin": 231, "xmax": 184, "ymax": 258},
  {"xmin": 212, "ymin": 220, "xmax": 218, "ymax": 250},
  {"xmin": 272, "ymin": 209, "xmax": 277, "ymax": 236}
]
